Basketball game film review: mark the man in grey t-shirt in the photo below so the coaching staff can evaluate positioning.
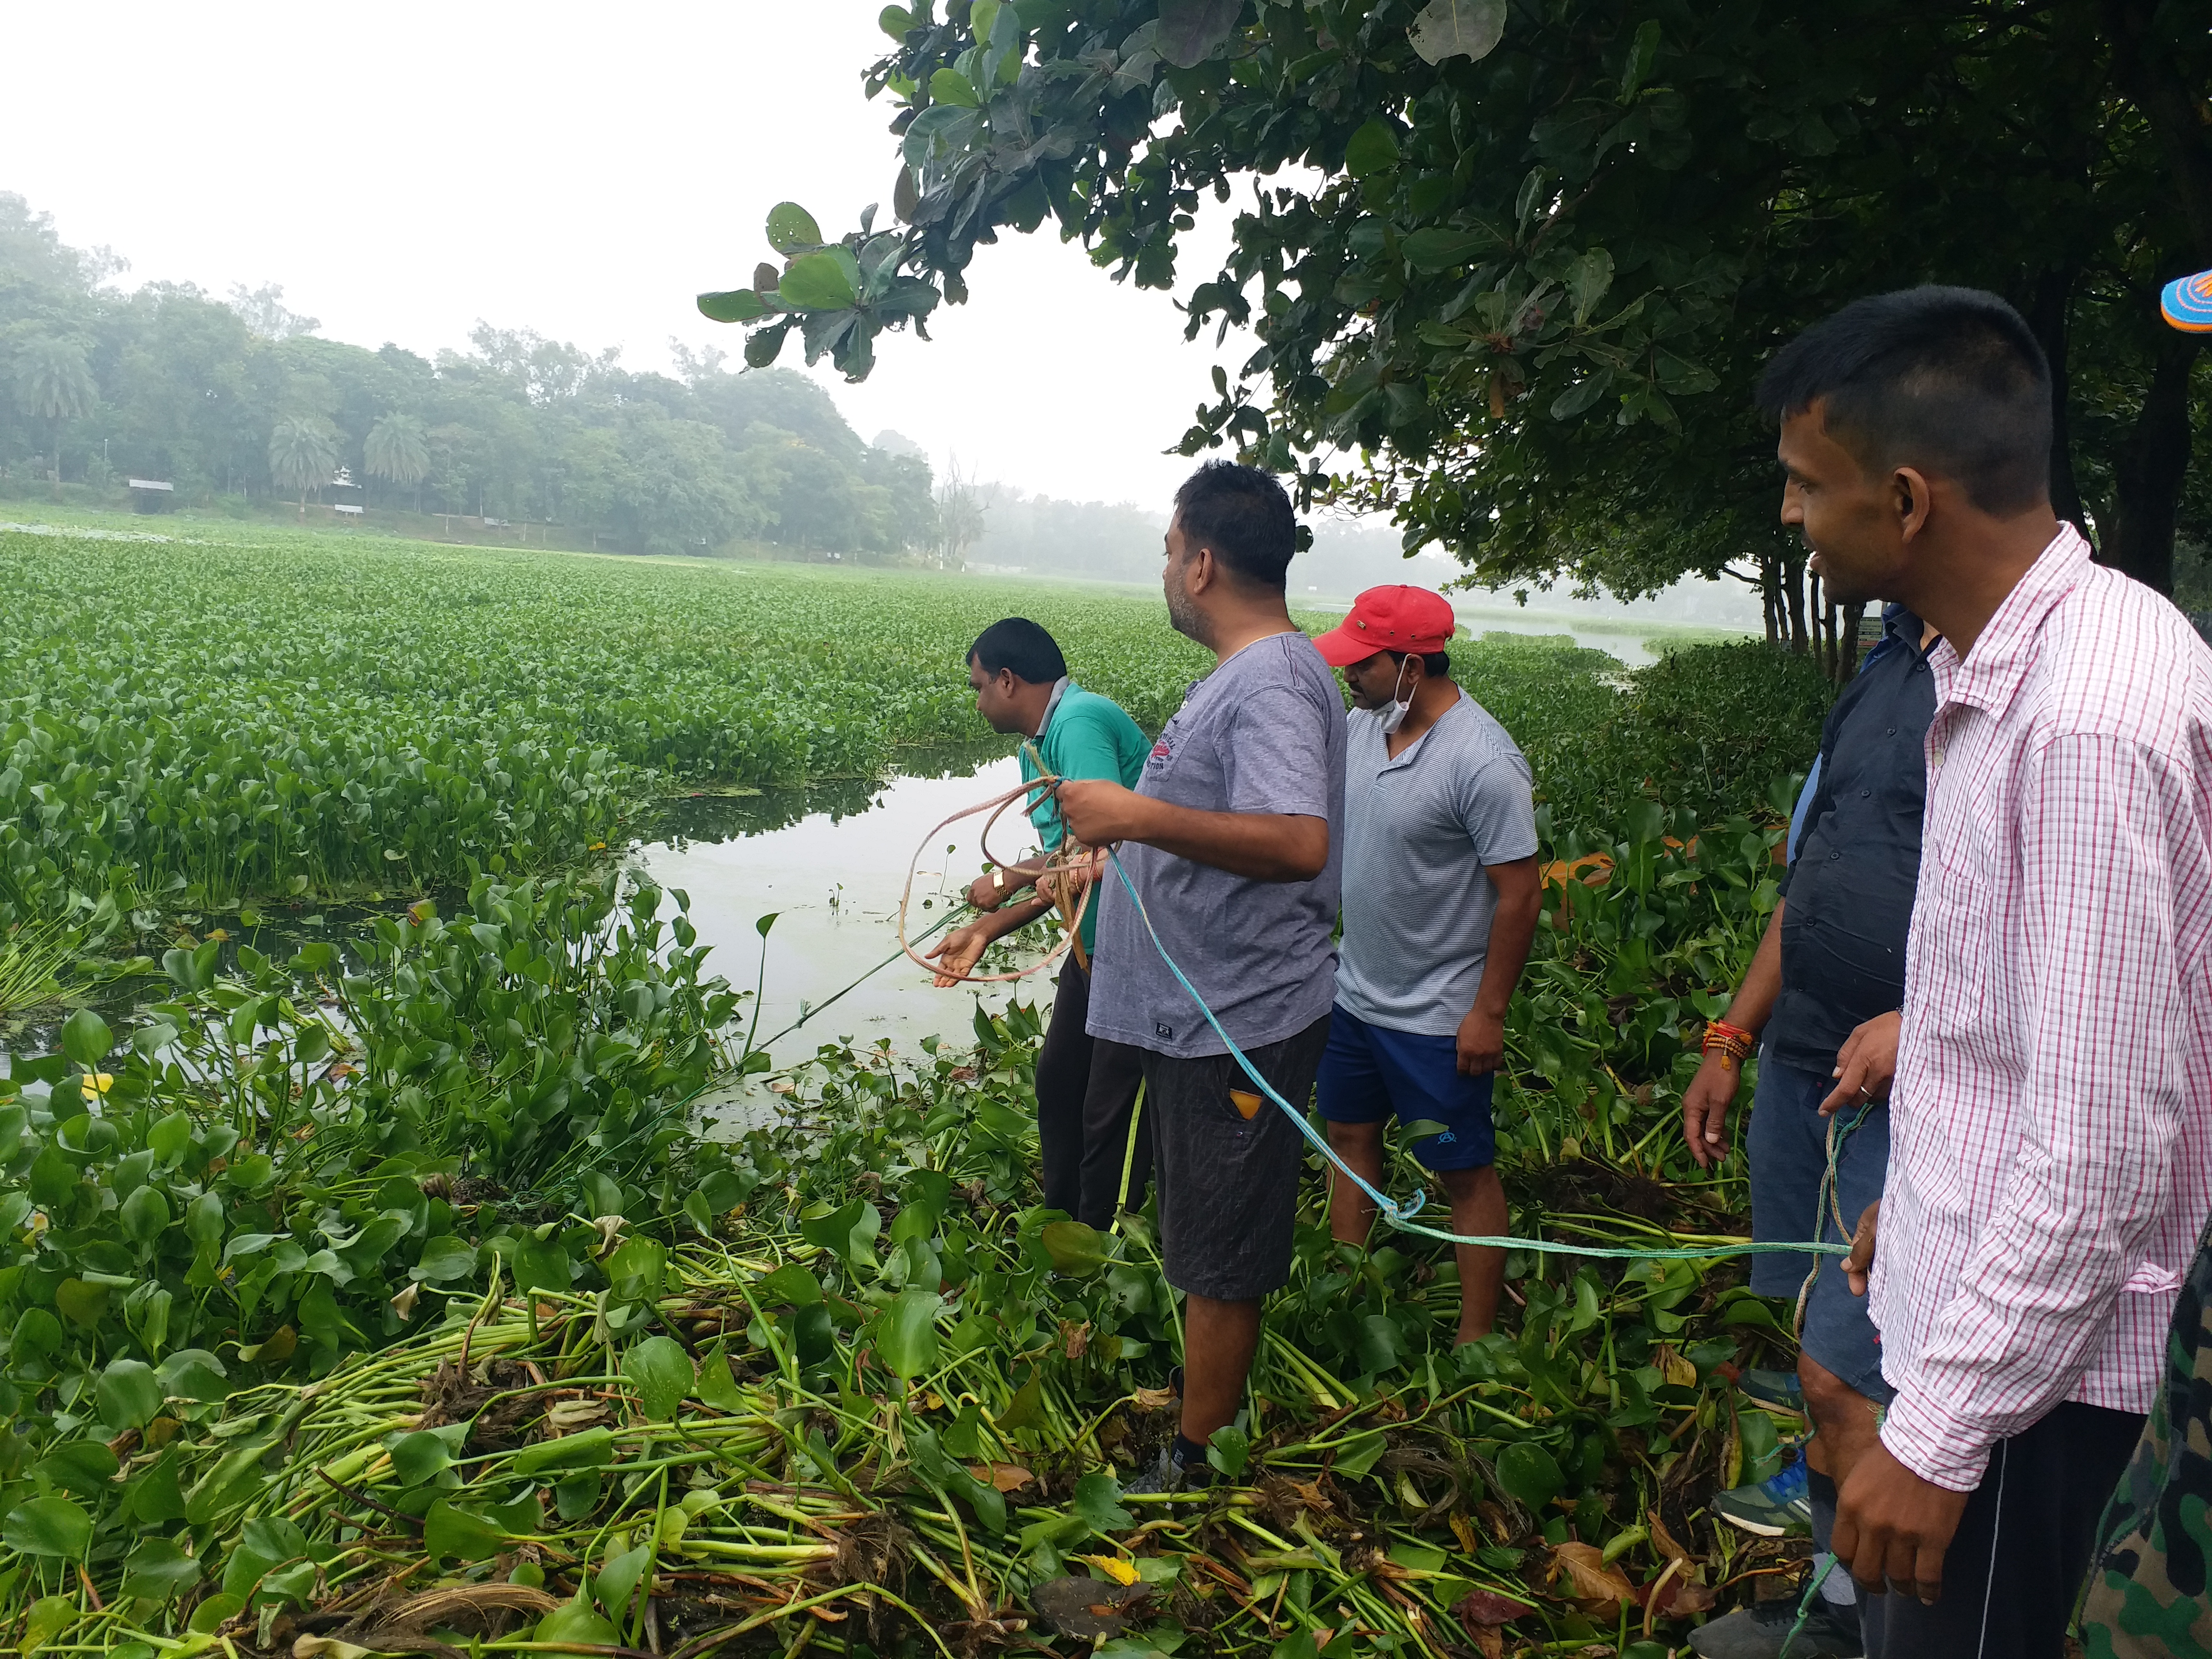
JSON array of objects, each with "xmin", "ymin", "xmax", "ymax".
[
  {"xmin": 1058, "ymin": 461, "xmax": 1345, "ymax": 1491},
  {"xmin": 1311, "ymin": 587, "xmax": 1540, "ymax": 1344}
]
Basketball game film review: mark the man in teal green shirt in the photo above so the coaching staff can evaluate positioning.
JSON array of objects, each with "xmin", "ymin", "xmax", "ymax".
[{"xmin": 928, "ymin": 618, "xmax": 1153, "ymax": 1225}]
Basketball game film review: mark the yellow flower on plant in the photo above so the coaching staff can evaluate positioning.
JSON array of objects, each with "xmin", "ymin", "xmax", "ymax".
[{"xmin": 80, "ymin": 1071, "xmax": 114, "ymax": 1101}]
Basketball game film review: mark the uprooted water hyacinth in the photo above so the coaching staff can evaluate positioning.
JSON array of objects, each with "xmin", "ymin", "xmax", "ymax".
[{"xmin": 0, "ymin": 793, "xmax": 1822, "ymax": 1657}]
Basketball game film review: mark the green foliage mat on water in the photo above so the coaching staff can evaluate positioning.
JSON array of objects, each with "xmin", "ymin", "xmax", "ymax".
[
  {"xmin": 0, "ymin": 525, "xmax": 1227, "ymax": 929},
  {"xmin": 0, "ymin": 523, "xmax": 1800, "ymax": 939}
]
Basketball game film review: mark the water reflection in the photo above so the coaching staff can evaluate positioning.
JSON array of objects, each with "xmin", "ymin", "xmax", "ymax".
[{"xmin": 630, "ymin": 751, "xmax": 1056, "ymax": 1110}]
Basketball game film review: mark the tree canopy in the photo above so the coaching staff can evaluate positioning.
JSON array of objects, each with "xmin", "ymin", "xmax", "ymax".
[
  {"xmin": 0, "ymin": 196, "xmax": 937, "ymax": 561},
  {"xmin": 712, "ymin": 0, "xmax": 2211, "ymax": 648}
]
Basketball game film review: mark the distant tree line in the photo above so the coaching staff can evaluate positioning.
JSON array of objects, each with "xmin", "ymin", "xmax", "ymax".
[{"xmin": 0, "ymin": 194, "xmax": 936, "ymax": 559}]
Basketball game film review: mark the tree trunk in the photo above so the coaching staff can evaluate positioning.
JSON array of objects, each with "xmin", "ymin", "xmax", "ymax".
[
  {"xmin": 2104, "ymin": 0, "xmax": 2212, "ymax": 264},
  {"xmin": 1783, "ymin": 550, "xmax": 1809, "ymax": 653},
  {"xmin": 2024, "ymin": 264, "xmax": 2092, "ymax": 543},
  {"xmin": 1839, "ymin": 601, "xmax": 1868, "ymax": 685},
  {"xmin": 298, "ymin": 486, "xmax": 308, "ymax": 521},
  {"xmin": 2101, "ymin": 331, "xmax": 2199, "ymax": 594}
]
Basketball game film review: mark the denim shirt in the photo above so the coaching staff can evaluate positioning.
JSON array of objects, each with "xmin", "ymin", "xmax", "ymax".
[{"xmin": 1769, "ymin": 605, "xmax": 1937, "ymax": 1073}]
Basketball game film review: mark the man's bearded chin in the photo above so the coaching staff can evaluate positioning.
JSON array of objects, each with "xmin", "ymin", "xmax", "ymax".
[{"xmin": 1165, "ymin": 582, "xmax": 1210, "ymax": 646}]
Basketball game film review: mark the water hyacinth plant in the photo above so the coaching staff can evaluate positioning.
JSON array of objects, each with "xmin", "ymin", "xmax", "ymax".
[{"xmin": 0, "ymin": 795, "xmax": 1819, "ymax": 1657}]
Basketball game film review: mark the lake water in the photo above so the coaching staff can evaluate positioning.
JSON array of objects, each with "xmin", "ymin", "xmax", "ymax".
[
  {"xmin": 629, "ymin": 620, "xmax": 1666, "ymax": 1101},
  {"xmin": 629, "ymin": 754, "xmax": 1053, "ymax": 1093}
]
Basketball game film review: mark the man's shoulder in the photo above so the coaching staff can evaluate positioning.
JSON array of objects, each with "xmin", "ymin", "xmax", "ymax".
[
  {"xmin": 1435, "ymin": 694, "xmax": 1530, "ymax": 773},
  {"xmin": 2033, "ymin": 569, "xmax": 2212, "ymax": 753},
  {"xmin": 1060, "ymin": 685, "xmax": 1145, "ymax": 736}
]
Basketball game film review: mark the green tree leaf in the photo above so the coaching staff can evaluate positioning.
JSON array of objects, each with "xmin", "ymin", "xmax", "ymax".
[
  {"xmin": 3, "ymin": 1495, "xmax": 92, "ymax": 1559},
  {"xmin": 765, "ymin": 202, "xmax": 823, "ymax": 254},
  {"xmin": 1343, "ymin": 120, "xmax": 1401, "ymax": 180},
  {"xmin": 1157, "ymin": 0, "xmax": 1241, "ymax": 69},
  {"xmin": 1408, "ymin": 0, "xmax": 1506, "ymax": 65},
  {"xmin": 778, "ymin": 251, "xmax": 862, "ymax": 312},
  {"xmin": 697, "ymin": 289, "xmax": 767, "ymax": 324},
  {"xmin": 622, "ymin": 1335, "xmax": 695, "ymax": 1420},
  {"xmin": 929, "ymin": 67, "xmax": 981, "ymax": 108}
]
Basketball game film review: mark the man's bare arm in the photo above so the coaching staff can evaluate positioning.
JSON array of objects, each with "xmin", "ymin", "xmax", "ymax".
[
  {"xmin": 1681, "ymin": 898, "xmax": 1785, "ymax": 1169},
  {"xmin": 1055, "ymin": 779, "xmax": 1327, "ymax": 882},
  {"xmin": 1456, "ymin": 857, "xmax": 1541, "ymax": 1074}
]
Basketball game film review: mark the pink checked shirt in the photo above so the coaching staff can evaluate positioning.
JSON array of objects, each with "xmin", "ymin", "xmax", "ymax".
[{"xmin": 1873, "ymin": 524, "xmax": 2212, "ymax": 1491}]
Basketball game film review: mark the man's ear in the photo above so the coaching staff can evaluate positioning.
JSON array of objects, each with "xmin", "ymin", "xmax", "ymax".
[
  {"xmin": 1186, "ymin": 544, "xmax": 1216, "ymax": 593},
  {"xmin": 1892, "ymin": 466, "xmax": 1934, "ymax": 543}
]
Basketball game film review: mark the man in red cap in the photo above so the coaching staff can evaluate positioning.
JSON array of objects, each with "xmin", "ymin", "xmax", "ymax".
[{"xmin": 1310, "ymin": 586, "xmax": 1541, "ymax": 1345}]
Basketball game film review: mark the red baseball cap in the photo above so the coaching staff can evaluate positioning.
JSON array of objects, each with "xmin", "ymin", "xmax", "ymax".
[{"xmin": 1311, "ymin": 585, "xmax": 1457, "ymax": 667}]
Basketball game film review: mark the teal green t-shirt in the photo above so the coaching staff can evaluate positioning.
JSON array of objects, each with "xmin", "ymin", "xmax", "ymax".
[{"xmin": 1019, "ymin": 683, "xmax": 1150, "ymax": 954}]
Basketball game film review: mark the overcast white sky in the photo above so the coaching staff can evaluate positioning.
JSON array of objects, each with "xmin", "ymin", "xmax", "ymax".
[{"xmin": 0, "ymin": 1, "xmax": 1248, "ymax": 507}]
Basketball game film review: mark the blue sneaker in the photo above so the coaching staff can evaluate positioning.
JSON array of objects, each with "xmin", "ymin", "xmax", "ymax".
[{"xmin": 1712, "ymin": 1455, "xmax": 1813, "ymax": 1537}]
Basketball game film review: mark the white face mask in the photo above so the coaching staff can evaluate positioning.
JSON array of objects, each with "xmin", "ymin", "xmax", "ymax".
[{"xmin": 1379, "ymin": 657, "xmax": 1416, "ymax": 735}]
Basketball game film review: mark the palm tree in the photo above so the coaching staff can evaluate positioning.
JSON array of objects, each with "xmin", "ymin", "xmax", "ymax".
[
  {"xmin": 267, "ymin": 416, "xmax": 339, "ymax": 520},
  {"xmin": 364, "ymin": 412, "xmax": 431, "ymax": 513},
  {"xmin": 12, "ymin": 338, "xmax": 97, "ymax": 498}
]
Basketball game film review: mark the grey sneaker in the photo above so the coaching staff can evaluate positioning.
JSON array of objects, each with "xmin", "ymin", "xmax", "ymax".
[
  {"xmin": 1711, "ymin": 1455, "xmax": 1812, "ymax": 1537},
  {"xmin": 1689, "ymin": 1596, "xmax": 1862, "ymax": 1658}
]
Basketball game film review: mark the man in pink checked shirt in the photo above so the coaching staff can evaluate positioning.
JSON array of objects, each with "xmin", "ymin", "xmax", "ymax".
[{"xmin": 1755, "ymin": 285, "xmax": 2212, "ymax": 1659}]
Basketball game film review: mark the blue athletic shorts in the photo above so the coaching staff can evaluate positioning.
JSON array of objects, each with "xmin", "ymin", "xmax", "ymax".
[
  {"xmin": 1315, "ymin": 1002, "xmax": 1496, "ymax": 1171},
  {"xmin": 1746, "ymin": 1046, "xmax": 1893, "ymax": 1403}
]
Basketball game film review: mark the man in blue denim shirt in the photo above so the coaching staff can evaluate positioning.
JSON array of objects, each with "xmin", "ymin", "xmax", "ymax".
[{"xmin": 1686, "ymin": 605, "xmax": 1937, "ymax": 1659}]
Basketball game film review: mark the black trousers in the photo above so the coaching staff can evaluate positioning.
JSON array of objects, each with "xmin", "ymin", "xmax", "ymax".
[
  {"xmin": 1862, "ymin": 1400, "xmax": 2144, "ymax": 1659},
  {"xmin": 1034, "ymin": 958, "xmax": 1149, "ymax": 1229}
]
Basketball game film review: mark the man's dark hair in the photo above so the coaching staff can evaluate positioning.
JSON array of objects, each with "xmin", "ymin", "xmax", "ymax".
[
  {"xmin": 1172, "ymin": 459, "xmax": 1298, "ymax": 589},
  {"xmin": 1389, "ymin": 649, "xmax": 1453, "ymax": 680},
  {"xmin": 969, "ymin": 617, "xmax": 1068, "ymax": 685},
  {"xmin": 1755, "ymin": 285, "xmax": 2052, "ymax": 517}
]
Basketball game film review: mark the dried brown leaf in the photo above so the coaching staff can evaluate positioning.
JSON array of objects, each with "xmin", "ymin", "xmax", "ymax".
[
  {"xmin": 1547, "ymin": 1541, "xmax": 1639, "ymax": 1614},
  {"xmin": 1452, "ymin": 1587, "xmax": 1537, "ymax": 1627}
]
